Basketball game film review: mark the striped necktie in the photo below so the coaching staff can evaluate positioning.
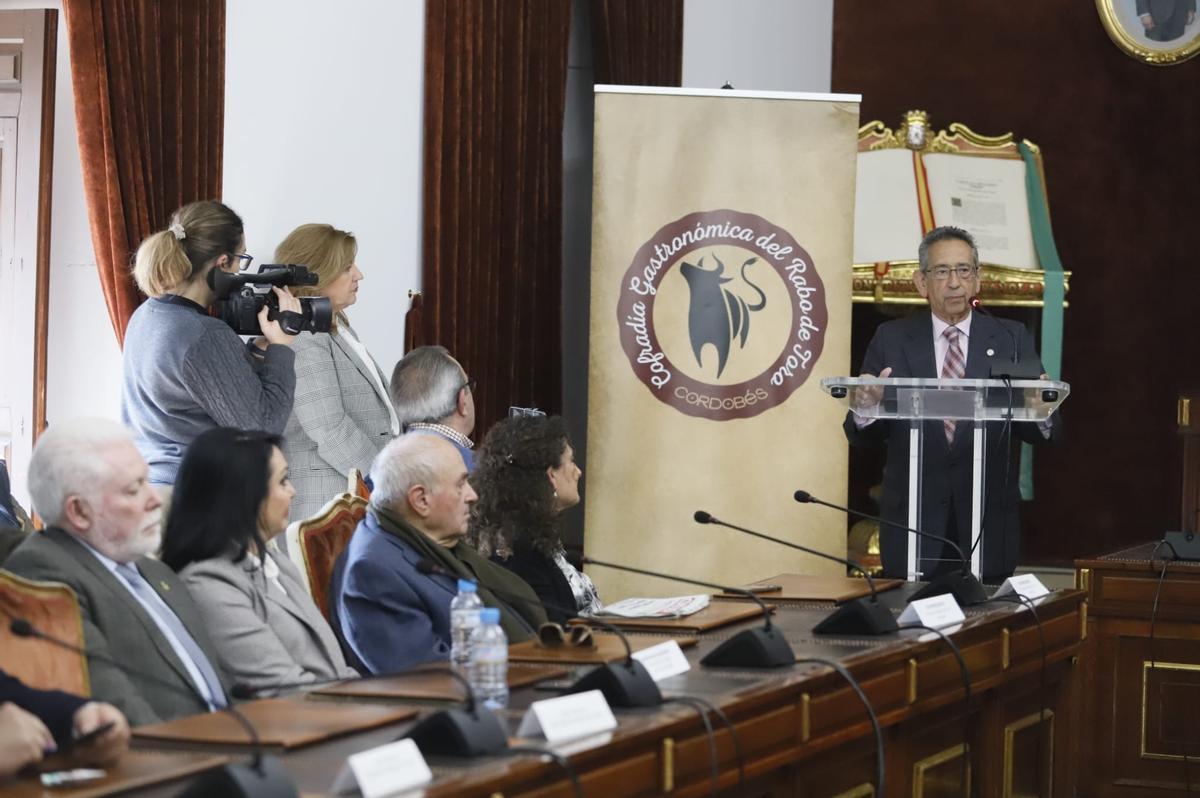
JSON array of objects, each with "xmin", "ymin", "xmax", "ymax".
[{"xmin": 941, "ymin": 326, "xmax": 965, "ymax": 444}]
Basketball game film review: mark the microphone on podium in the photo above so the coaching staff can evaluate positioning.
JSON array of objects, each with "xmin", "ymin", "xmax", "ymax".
[
  {"xmin": 692, "ymin": 511, "xmax": 898, "ymax": 636},
  {"xmin": 792, "ymin": 490, "xmax": 988, "ymax": 606},
  {"xmin": 579, "ymin": 556, "xmax": 795, "ymax": 668},
  {"xmin": 969, "ymin": 297, "xmax": 1042, "ymax": 379},
  {"xmin": 414, "ymin": 559, "xmax": 663, "ymax": 708},
  {"xmin": 9, "ymin": 617, "xmax": 297, "ymax": 798}
]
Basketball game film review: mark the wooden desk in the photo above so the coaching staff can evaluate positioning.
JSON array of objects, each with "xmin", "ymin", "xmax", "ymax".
[
  {"xmin": 17, "ymin": 584, "xmax": 1084, "ymax": 797},
  {"xmin": 1076, "ymin": 543, "xmax": 1200, "ymax": 796}
]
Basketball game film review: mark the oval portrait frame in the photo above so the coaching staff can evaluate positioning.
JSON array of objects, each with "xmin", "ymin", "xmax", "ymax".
[{"xmin": 1096, "ymin": 0, "xmax": 1200, "ymax": 65}]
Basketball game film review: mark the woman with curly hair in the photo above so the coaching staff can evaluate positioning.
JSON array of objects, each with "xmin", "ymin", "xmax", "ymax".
[{"xmin": 468, "ymin": 416, "xmax": 602, "ymax": 623}]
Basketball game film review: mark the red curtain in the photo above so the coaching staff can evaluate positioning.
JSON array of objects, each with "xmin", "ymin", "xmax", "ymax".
[
  {"xmin": 591, "ymin": 0, "xmax": 684, "ymax": 86},
  {"xmin": 63, "ymin": 0, "xmax": 225, "ymax": 345},
  {"xmin": 413, "ymin": 0, "xmax": 573, "ymax": 437}
]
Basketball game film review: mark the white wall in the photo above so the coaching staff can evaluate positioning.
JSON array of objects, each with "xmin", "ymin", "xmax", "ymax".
[
  {"xmin": 223, "ymin": 0, "xmax": 426, "ymax": 378},
  {"xmin": 682, "ymin": 0, "xmax": 833, "ymax": 92},
  {"xmin": 45, "ymin": 16, "xmax": 122, "ymax": 441}
]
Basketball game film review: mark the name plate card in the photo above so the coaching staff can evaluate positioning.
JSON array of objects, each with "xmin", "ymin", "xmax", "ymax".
[
  {"xmin": 517, "ymin": 689, "xmax": 617, "ymax": 744},
  {"xmin": 993, "ymin": 573, "xmax": 1050, "ymax": 602},
  {"xmin": 631, "ymin": 640, "xmax": 691, "ymax": 682},
  {"xmin": 332, "ymin": 738, "xmax": 432, "ymax": 798},
  {"xmin": 897, "ymin": 594, "xmax": 966, "ymax": 629}
]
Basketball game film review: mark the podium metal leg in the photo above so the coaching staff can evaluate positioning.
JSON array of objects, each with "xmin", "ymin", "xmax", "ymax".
[
  {"xmin": 908, "ymin": 425, "xmax": 921, "ymax": 581},
  {"xmin": 970, "ymin": 425, "xmax": 985, "ymax": 579}
]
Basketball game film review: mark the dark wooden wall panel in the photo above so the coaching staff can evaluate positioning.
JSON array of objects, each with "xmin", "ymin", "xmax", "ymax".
[{"xmin": 832, "ymin": 0, "xmax": 1200, "ymax": 565}]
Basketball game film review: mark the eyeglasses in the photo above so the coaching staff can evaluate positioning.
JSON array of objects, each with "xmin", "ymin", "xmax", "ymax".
[
  {"xmin": 232, "ymin": 252, "xmax": 255, "ymax": 272},
  {"xmin": 537, "ymin": 622, "xmax": 594, "ymax": 649},
  {"xmin": 461, "ymin": 378, "xmax": 477, "ymax": 394},
  {"xmin": 924, "ymin": 265, "xmax": 978, "ymax": 281}
]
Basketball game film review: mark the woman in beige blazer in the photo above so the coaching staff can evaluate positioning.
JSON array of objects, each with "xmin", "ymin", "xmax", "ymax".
[
  {"xmin": 276, "ymin": 224, "xmax": 398, "ymax": 521},
  {"xmin": 162, "ymin": 428, "xmax": 357, "ymax": 694}
]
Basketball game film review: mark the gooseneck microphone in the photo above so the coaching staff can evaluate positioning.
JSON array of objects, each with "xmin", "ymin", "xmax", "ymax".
[
  {"xmin": 580, "ymin": 556, "xmax": 796, "ymax": 668},
  {"xmin": 793, "ymin": 490, "xmax": 988, "ymax": 606},
  {"xmin": 232, "ymin": 607, "xmax": 506, "ymax": 757},
  {"xmin": 693, "ymin": 511, "xmax": 898, "ymax": 636},
  {"xmin": 969, "ymin": 296, "xmax": 1042, "ymax": 380},
  {"xmin": 9, "ymin": 617, "xmax": 297, "ymax": 798},
  {"xmin": 415, "ymin": 559, "xmax": 662, "ymax": 708}
]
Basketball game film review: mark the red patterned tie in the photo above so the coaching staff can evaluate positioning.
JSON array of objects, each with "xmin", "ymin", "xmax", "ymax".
[{"xmin": 941, "ymin": 326, "xmax": 965, "ymax": 444}]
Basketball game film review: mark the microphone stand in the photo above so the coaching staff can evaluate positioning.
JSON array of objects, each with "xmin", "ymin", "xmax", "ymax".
[
  {"xmin": 794, "ymin": 490, "xmax": 988, "ymax": 606},
  {"xmin": 580, "ymin": 556, "xmax": 796, "ymax": 667},
  {"xmin": 415, "ymin": 559, "xmax": 662, "ymax": 708},
  {"xmin": 233, "ymin": 661, "xmax": 507, "ymax": 758},
  {"xmin": 8, "ymin": 617, "xmax": 296, "ymax": 798},
  {"xmin": 693, "ymin": 512, "xmax": 898, "ymax": 636}
]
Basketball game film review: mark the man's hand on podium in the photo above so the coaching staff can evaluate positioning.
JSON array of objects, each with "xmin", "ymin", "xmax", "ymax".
[{"xmin": 852, "ymin": 366, "xmax": 892, "ymax": 412}]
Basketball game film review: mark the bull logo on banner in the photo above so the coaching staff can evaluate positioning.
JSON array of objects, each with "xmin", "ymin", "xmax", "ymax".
[
  {"xmin": 617, "ymin": 209, "xmax": 828, "ymax": 421},
  {"xmin": 680, "ymin": 254, "xmax": 767, "ymax": 379}
]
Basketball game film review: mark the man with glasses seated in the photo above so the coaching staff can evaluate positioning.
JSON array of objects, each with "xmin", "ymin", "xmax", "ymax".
[
  {"xmin": 390, "ymin": 346, "xmax": 478, "ymax": 471},
  {"xmin": 843, "ymin": 226, "xmax": 1062, "ymax": 581}
]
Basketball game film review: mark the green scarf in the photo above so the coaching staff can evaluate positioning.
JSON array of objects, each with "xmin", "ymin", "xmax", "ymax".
[{"xmin": 372, "ymin": 507, "xmax": 545, "ymax": 642}]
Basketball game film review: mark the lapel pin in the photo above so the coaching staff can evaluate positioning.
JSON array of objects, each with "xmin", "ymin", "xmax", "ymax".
[
  {"xmin": 986, "ymin": 348, "xmax": 995, "ymax": 357},
  {"xmin": 160, "ymin": 581, "xmax": 170, "ymax": 592}
]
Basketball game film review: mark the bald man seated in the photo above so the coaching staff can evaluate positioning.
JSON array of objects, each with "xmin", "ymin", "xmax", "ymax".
[{"xmin": 331, "ymin": 434, "xmax": 545, "ymax": 673}]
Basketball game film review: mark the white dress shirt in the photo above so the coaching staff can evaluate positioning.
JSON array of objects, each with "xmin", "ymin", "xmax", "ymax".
[
  {"xmin": 337, "ymin": 325, "xmax": 400, "ymax": 436},
  {"xmin": 931, "ymin": 311, "xmax": 972, "ymax": 374}
]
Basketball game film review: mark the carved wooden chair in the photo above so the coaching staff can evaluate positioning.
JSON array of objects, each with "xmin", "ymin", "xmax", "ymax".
[
  {"xmin": 0, "ymin": 570, "xmax": 89, "ymax": 696},
  {"xmin": 347, "ymin": 468, "xmax": 371, "ymax": 502},
  {"xmin": 294, "ymin": 493, "xmax": 369, "ymax": 621}
]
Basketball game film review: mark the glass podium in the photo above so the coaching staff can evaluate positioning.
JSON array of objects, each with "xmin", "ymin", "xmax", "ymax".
[{"xmin": 822, "ymin": 377, "xmax": 1069, "ymax": 581}]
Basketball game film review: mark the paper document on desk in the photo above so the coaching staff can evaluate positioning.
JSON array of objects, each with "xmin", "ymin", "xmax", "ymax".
[{"xmin": 590, "ymin": 594, "xmax": 710, "ymax": 618}]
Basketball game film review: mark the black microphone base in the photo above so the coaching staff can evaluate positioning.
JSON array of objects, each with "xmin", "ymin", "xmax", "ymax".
[
  {"xmin": 176, "ymin": 755, "xmax": 297, "ymax": 798},
  {"xmin": 813, "ymin": 598, "xmax": 899, "ymax": 636},
  {"xmin": 908, "ymin": 571, "xmax": 989, "ymax": 606},
  {"xmin": 566, "ymin": 659, "xmax": 662, "ymax": 707},
  {"xmin": 700, "ymin": 625, "xmax": 795, "ymax": 668},
  {"xmin": 1165, "ymin": 531, "xmax": 1200, "ymax": 561},
  {"xmin": 405, "ymin": 707, "xmax": 510, "ymax": 757}
]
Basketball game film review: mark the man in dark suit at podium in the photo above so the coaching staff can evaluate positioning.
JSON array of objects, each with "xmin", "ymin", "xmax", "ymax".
[{"xmin": 843, "ymin": 226, "xmax": 1062, "ymax": 581}]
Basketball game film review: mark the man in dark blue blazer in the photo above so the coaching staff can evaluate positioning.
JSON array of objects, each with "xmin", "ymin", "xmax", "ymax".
[
  {"xmin": 0, "ymin": 668, "xmax": 129, "ymax": 779},
  {"xmin": 844, "ymin": 226, "xmax": 1062, "ymax": 581},
  {"xmin": 331, "ymin": 435, "xmax": 544, "ymax": 674}
]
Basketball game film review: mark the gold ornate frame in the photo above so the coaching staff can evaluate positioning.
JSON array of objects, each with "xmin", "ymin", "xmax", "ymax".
[
  {"xmin": 1003, "ymin": 709, "xmax": 1055, "ymax": 797},
  {"xmin": 855, "ymin": 110, "xmax": 1071, "ymax": 308},
  {"xmin": 1140, "ymin": 660, "xmax": 1200, "ymax": 760},
  {"xmin": 1096, "ymin": 0, "xmax": 1200, "ymax": 65}
]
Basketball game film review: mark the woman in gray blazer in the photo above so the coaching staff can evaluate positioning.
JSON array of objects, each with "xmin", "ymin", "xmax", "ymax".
[
  {"xmin": 276, "ymin": 224, "xmax": 398, "ymax": 520},
  {"xmin": 161, "ymin": 428, "xmax": 357, "ymax": 694}
]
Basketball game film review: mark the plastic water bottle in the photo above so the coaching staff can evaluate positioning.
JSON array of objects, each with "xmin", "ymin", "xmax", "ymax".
[
  {"xmin": 469, "ymin": 607, "xmax": 508, "ymax": 710},
  {"xmin": 449, "ymin": 579, "xmax": 483, "ymax": 667}
]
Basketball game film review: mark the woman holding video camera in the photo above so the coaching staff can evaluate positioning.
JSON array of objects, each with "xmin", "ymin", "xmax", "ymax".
[
  {"xmin": 275, "ymin": 223, "xmax": 398, "ymax": 520},
  {"xmin": 122, "ymin": 200, "xmax": 302, "ymax": 487}
]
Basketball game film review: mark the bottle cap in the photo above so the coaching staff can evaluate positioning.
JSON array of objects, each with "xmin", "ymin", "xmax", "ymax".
[
  {"xmin": 480, "ymin": 607, "xmax": 501, "ymax": 624},
  {"xmin": 457, "ymin": 579, "xmax": 478, "ymax": 593}
]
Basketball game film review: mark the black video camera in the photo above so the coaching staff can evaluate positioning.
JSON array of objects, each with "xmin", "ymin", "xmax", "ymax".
[{"xmin": 208, "ymin": 264, "xmax": 333, "ymax": 336}]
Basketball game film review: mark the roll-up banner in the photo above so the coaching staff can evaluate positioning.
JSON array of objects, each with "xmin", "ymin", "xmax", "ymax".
[{"xmin": 584, "ymin": 86, "xmax": 861, "ymax": 598}]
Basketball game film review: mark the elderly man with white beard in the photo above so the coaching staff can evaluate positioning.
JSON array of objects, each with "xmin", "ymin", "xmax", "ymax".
[{"xmin": 6, "ymin": 419, "xmax": 230, "ymax": 725}]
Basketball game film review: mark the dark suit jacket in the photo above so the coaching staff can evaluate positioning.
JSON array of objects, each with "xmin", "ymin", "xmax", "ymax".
[
  {"xmin": 5, "ymin": 528, "xmax": 231, "ymax": 725},
  {"xmin": 0, "ymin": 667, "xmax": 87, "ymax": 747},
  {"xmin": 843, "ymin": 310, "xmax": 1062, "ymax": 580},
  {"xmin": 496, "ymin": 543, "xmax": 577, "ymax": 625},
  {"xmin": 331, "ymin": 512, "xmax": 458, "ymax": 673}
]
